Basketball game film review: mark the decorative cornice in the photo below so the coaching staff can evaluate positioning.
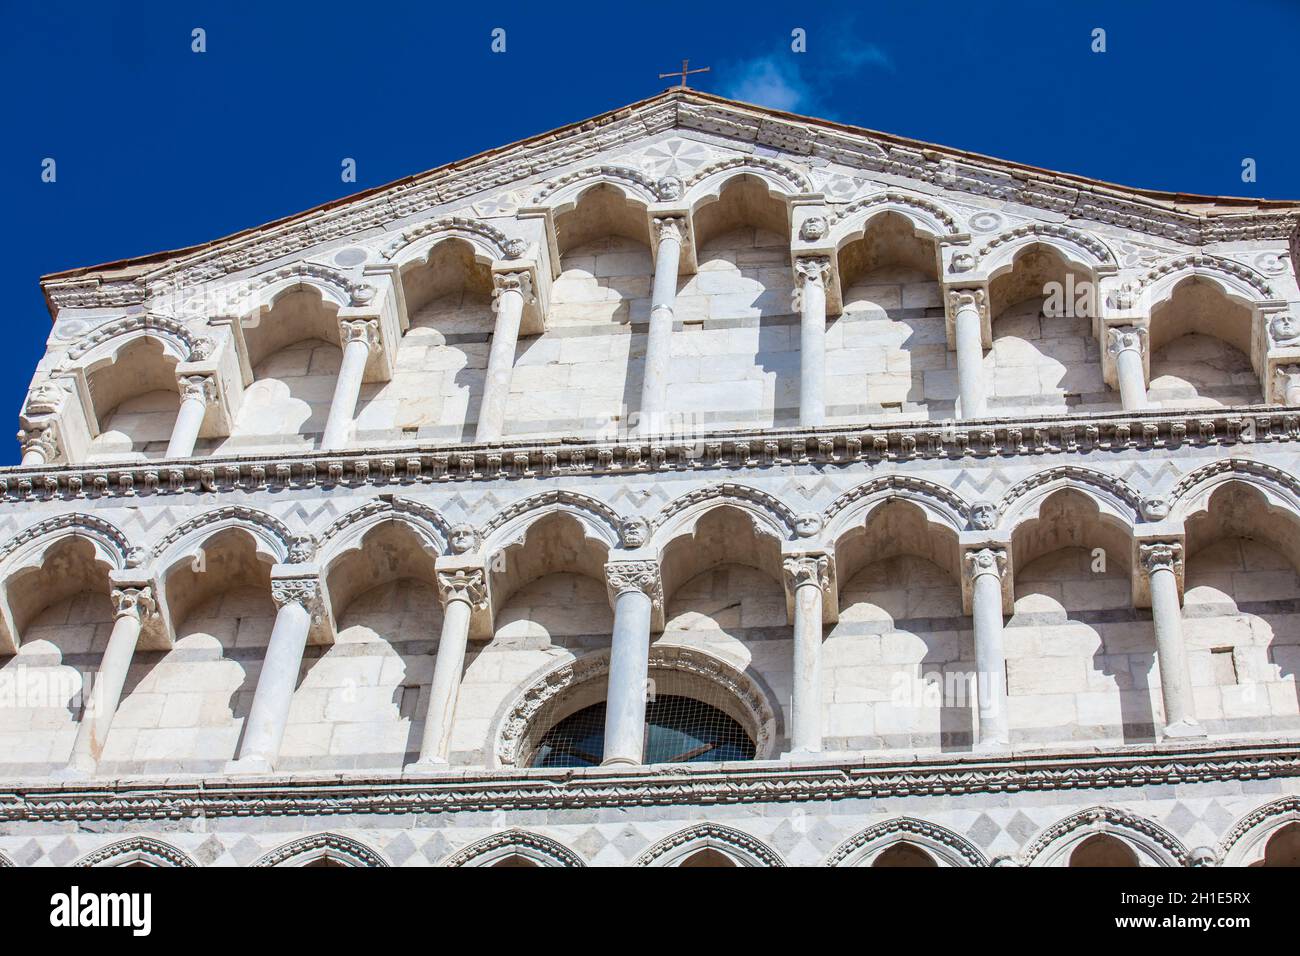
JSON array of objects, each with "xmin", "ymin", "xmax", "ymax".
[
  {"xmin": 1, "ymin": 406, "xmax": 1294, "ymax": 503},
  {"xmin": 0, "ymin": 739, "xmax": 1296, "ymax": 823}
]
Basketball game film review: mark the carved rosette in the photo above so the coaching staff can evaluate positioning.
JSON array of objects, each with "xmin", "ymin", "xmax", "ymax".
[
  {"xmin": 1139, "ymin": 541, "xmax": 1183, "ymax": 577},
  {"xmin": 110, "ymin": 586, "xmax": 157, "ymax": 623},
  {"xmin": 178, "ymin": 374, "xmax": 218, "ymax": 406},
  {"xmin": 1106, "ymin": 325, "xmax": 1147, "ymax": 358},
  {"xmin": 652, "ymin": 216, "xmax": 686, "ymax": 245},
  {"xmin": 605, "ymin": 560, "xmax": 662, "ymax": 605},
  {"xmin": 783, "ymin": 554, "xmax": 830, "ymax": 592},
  {"xmin": 437, "ymin": 567, "xmax": 489, "ymax": 610},
  {"xmin": 491, "ymin": 270, "xmax": 534, "ymax": 312},
  {"xmin": 964, "ymin": 547, "xmax": 1008, "ymax": 582},
  {"xmin": 339, "ymin": 318, "xmax": 381, "ymax": 352}
]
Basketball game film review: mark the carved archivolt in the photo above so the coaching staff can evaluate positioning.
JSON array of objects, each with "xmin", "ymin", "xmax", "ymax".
[
  {"xmin": 495, "ymin": 644, "xmax": 777, "ymax": 768},
  {"xmin": 1168, "ymin": 458, "xmax": 1300, "ymax": 521},
  {"xmin": 824, "ymin": 817, "xmax": 988, "ymax": 867},
  {"xmin": 1020, "ymin": 806, "xmax": 1187, "ymax": 867},
  {"xmin": 1129, "ymin": 253, "xmax": 1275, "ymax": 302},
  {"xmin": 1219, "ymin": 796, "xmax": 1300, "ymax": 866},
  {"xmin": 650, "ymin": 483, "xmax": 800, "ymax": 545},
  {"xmin": 442, "ymin": 830, "xmax": 586, "ymax": 868},
  {"xmin": 829, "ymin": 190, "xmax": 960, "ymax": 236},
  {"xmin": 253, "ymin": 832, "xmax": 388, "ymax": 868},
  {"xmin": 683, "ymin": 155, "xmax": 813, "ymax": 194},
  {"xmin": 978, "ymin": 222, "xmax": 1117, "ymax": 268},
  {"xmin": 635, "ymin": 823, "xmax": 785, "ymax": 867},
  {"xmin": 317, "ymin": 496, "xmax": 451, "ymax": 557},
  {"xmin": 822, "ymin": 474, "xmax": 969, "ymax": 536},
  {"xmin": 531, "ymin": 164, "xmax": 661, "ymax": 205},
  {"xmin": 482, "ymin": 489, "xmax": 623, "ymax": 550},
  {"xmin": 74, "ymin": 837, "xmax": 197, "ymax": 868},
  {"xmin": 380, "ymin": 215, "xmax": 514, "ymax": 264},
  {"xmin": 149, "ymin": 505, "xmax": 296, "ymax": 566},
  {"xmin": 241, "ymin": 261, "xmax": 364, "ymax": 311},
  {"xmin": 997, "ymin": 465, "xmax": 1144, "ymax": 526},
  {"xmin": 0, "ymin": 513, "xmax": 133, "ymax": 569},
  {"xmin": 62, "ymin": 313, "xmax": 201, "ymax": 366}
]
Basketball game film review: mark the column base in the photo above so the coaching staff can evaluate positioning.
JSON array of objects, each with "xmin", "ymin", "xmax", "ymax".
[
  {"xmin": 403, "ymin": 757, "xmax": 449, "ymax": 773},
  {"xmin": 599, "ymin": 756, "xmax": 640, "ymax": 768},
  {"xmin": 224, "ymin": 756, "xmax": 275, "ymax": 775},
  {"xmin": 1162, "ymin": 719, "xmax": 1207, "ymax": 740}
]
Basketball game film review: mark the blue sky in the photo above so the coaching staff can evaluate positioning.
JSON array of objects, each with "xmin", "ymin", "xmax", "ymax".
[{"xmin": 2, "ymin": 0, "xmax": 1297, "ymax": 462}]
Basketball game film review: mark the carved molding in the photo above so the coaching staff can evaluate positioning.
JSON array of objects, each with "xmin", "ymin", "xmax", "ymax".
[
  {"xmin": 634, "ymin": 823, "xmax": 786, "ymax": 867},
  {"xmin": 252, "ymin": 832, "xmax": 388, "ymax": 868},
  {"xmin": 75, "ymin": 837, "xmax": 196, "ymax": 868},
  {"xmin": 823, "ymin": 817, "xmax": 988, "ymax": 867},
  {"xmin": 1019, "ymin": 805, "xmax": 1188, "ymax": 867},
  {"xmin": 442, "ymin": 829, "xmax": 586, "ymax": 868}
]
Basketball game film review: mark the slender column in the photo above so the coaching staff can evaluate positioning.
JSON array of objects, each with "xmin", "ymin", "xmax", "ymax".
[
  {"xmin": 1274, "ymin": 365, "xmax": 1300, "ymax": 406},
  {"xmin": 320, "ymin": 319, "xmax": 379, "ymax": 451},
  {"xmin": 18, "ymin": 422, "xmax": 57, "ymax": 467},
  {"xmin": 65, "ymin": 587, "xmax": 153, "ymax": 774},
  {"xmin": 230, "ymin": 579, "xmax": 317, "ymax": 770},
  {"xmin": 784, "ymin": 555, "xmax": 828, "ymax": 754},
  {"xmin": 411, "ymin": 569, "xmax": 486, "ymax": 766},
  {"xmin": 1107, "ymin": 326, "xmax": 1149, "ymax": 410},
  {"xmin": 165, "ymin": 375, "xmax": 215, "ymax": 458},
  {"xmin": 950, "ymin": 290, "xmax": 988, "ymax": 420},
  {"xmin": 795, "ymin": 256, "xmax": 831, "ymax": 427},
  {"xmin": 1141, "ymin": 542, "xmax": 1204, "ymax": 738},
  {"xmin": 638, "ymin": 217, "xmax": 685, "ymax": 435},
  {"xmin": 476, "ymin": 271, "xmax": 532, "ymax": 443},
  {"xmin": 966, "ymin": 547, "xmax": 1009, "ymax": 748},
  {"xmin": 602, "ymin": 561, "xmax": 659, "ymax": 766}
]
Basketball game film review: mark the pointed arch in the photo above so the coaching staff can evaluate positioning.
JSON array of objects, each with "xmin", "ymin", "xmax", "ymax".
[
  {"xmin": 442, "ymin": 830, "xmax": 586, "ymax": 867},
  {"xmin": 998, "ymin": 466, "xmax": 1144, "ymax": 532},
  {"xmin": 0, "ymin": 513, "xmax": 133, "ymax": 570},
  {"xmin": 149, "ymin": 505, "xmax": 296, "ymax": 569},
  {"xmin": 75, "ymin": 837, "xmax": 197, "ymax": 868},
  {"xmin": 253, "ymin": 832, "xmax": 388, "ymax": 868},
  {"xmin": 316, "ymin": 496, "xmax": 452, "ymax": 565},
  {"xmin": 635, "ymin": 823, "xmax": 785, "ymax": 867},
  {"xmin": 828, "ymin": 190, "xmax": 961, "ymax": 246},
  {"xmin": 978, "ymin": 223, "xmax": 1118, "ymax": 276},
  {"xmin": 822, "ymin": 474, "xmax": 969, "ymax": 541},
  {"xmin": 531, "ymin": 164, "xmax": 661, "ymax": 207},
  {"xmin": 1220, "ymin": 796, "xmax": 1300, "ymax": 866},
  {"xmin": 824, "ymin": 817, "xmax": 988, "ymax": 867},
  {"xmin": 648, "ymin": 483, "xmax": 800, "ymax": 551},
  {"xmin": 482, "ymin": 490, "xmax": 623, "ymax": 554},
  {"xmin": 381, "ymin": 216, "xmax": 515, "ymax": 267},
  {"xmin": 1168, "ymin": 458, "xmax": 1300, "ymax": 525},
  {"xmin": 683, "ymin": 156, "xmax": 813, "ymax": 200},
  {"xmin": 1021, "ymin": 806, "xmax": 1187, "ymax": 867}
]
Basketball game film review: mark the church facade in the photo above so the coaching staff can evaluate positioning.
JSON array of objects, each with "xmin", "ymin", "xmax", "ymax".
[{"xmin": 4, "ymin": 89, "xmax": 1300, "ymax": 866}]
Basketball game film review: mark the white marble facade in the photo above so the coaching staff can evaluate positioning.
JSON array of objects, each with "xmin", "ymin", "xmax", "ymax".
[{"xmin": 5, "ymin": 90, "xmax": 1300, "ymax": 867}]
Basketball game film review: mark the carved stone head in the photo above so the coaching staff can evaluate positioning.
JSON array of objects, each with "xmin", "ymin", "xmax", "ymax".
[
  {"xmin": 799, "ymin": 216, "xmax": 828, "ymax": 242},
  {"xmin": 794, "ymin": 512, "xmax": 823, "ymax": 538},
  {"xmin": 287, "ymin": 535, "xmax": 317, "ymax": 563},
  {"xmin": 1270, "ymin": 312, "xmax": 1300, "ymax": 344},
  {"xmin": 1140, "ymin": 496, "xmax": 1170, "ymax": 521},
  {"xmin": 656, "ymin": 176, "xmax": 684, "ymax": 201},
  {"xmin": 619, "ymin": 516, "xmax": 650, "ymax": 549},
  {"xmin": 968, "ymin": 501, "xmax": 998, "ymax": 531},
  {"xmin": 503, "ymin": 237, "xmax": 527, "ymax": 260},
  {"xmin": 449, "ymin": 523, "xmax": 482, "ymax": 554}
]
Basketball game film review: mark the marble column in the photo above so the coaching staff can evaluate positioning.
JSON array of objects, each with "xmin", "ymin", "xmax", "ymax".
[
  {"xmin": 602, "ymin": 561, "xmax": 659, "ymax": 766},
  {"xmin": 638, "ymin": 217, "xmax": 685, "ymax": 435},
  {"xmin": 320, "ymin": 319, "xmax": 379, "ymax": 452},
  {"xmin": 795, "ymin": 256, "xmax": 832, "ymax": 427},
  {"xmin": 1107, "ymin": 326, "xmax": 1149, "ymax": 410},
  {"xmin": 165, "ymin": 375, "xmax": 215, "ymax": 458},
  {"xmin": 966, "ymin": 547, "xmax": 1009, "ymax": 748},
  {"xmin": 229, "ymin": 579, "xmax": 317, "ymax": 771},
  {"xmin": 411, "ymin": 568, "xmax": 486, "ymax": 767},
  {"xmin": 1141, "ymin": 542, "xmax": 1204, "ymax": 738},
  {"xmin": 950, "ymin": 290, "xmax": 988, "ymax": 420},
  {"xmin": 18, "ymin": 423, "xmax": 57, "ymax": 467},
  {"xmin": 1275, "ymin": 365, "xmax": 1300, "ymax": 406},
  {"xmin": 475, "ymin": 271, "xmax": 531, "ymax": 443},
  {"xmin": 65, "ymin": 587, "xmax": 153, "ymax": 774},
  {"xmin": 784, "ymin": 555, "xmax": 828, "ymax": 754}
]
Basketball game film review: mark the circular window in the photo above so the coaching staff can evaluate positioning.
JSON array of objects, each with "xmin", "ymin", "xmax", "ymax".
[{"xmin": 530, "ymin": 694, "xmax": 757, "ymax": 768}]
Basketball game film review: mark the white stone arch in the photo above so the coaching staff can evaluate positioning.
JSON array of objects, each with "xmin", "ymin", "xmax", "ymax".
[
  {"xmin": 998, "ymin": 466, "xmax": 1144, "ymax": 535},
  {"xmin": 253, "ymin": 832, "xmax": 389, "ymax": 867},
  {"xmin": 1022, "ymin": 806, "xmax": 1187, "ymax": 867},
  {"xmin": 239, "ymin": 262, "xmax": 360, "ymax": 316},
  {"xmin": 0, "ymin": 513, "xmax": 133, "ymax": 572},
  {"xmin": 442, "ymin": 830, "xmax": 586, "ymax": 868},
  {"xmin": 1168, "ymin": 458, "xmax": 1300, "ymax": 527},
  {"xmin": 828, "ymin": 191, "xmax": 961, "ymax": 249},
  {"xmin": 979, "ymin": 224, "xmax": 1118, "ymax": 279},
  {"xmin": 383, "ymin": 218, "xmax": 509, "ymax": 271},
  {"xmin": 531, "ymin": 164, "xmax": 661, "ymax": 208},
  {"xmin": 821, "ymin": 475, "xmax": 969, "ymax": 544},
  {"xmin": 149, "ymin": 505, "xmax": 295, "ymax": 571},
  {"xmin": 647, "ymin": 484, "xmax": 800, "ymax": 553},
  {"xmin": 61, "ymin": 314, "xmax": 201, "ymax": 370},
  {"xmin": 493, "ymin": 643, "xmax": 780, "ymax": 768},
  {"xmin": 824, "ymin": 817, "xmax": 988, "ymax": 867},
  {"xmin": 635, "ymin": 823, "xmax": 785, "ymax": 867},
  {"xmin": 1220, "ymin": 796, "xmax": 1300, "ymax": 866},
  {"xmin": 1131, "ymin": 254, "xmax": 1276, "ymax": 314},
  {"xmin": 75, "ymin": 837, "xmax": 197, "ymax": 868},
  {"xmin": 683, "ymin": 156, "xmax": 812, "ymax": 206},
  {"xmin": 482, "ymin": 490, "xmax": 623, "ymax": 557},
  {"xmin": 316, "ymin": 497, "xmax": 452, "ymax": 567}
]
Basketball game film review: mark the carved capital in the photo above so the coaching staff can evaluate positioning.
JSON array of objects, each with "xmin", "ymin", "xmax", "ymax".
[
  {"xmin": 271, "ymin": 576, "xmax": 322, "ymax": 613},
  {"xmin": 339, "ymin": 318, "xmax": 381, "ymax": 352},
  {"xmin": 652, "ymin": 216, "xmax": 687, "ymax": 244},
  {"xmin": 17, "ymin": 421, "xmax": 58, "ymax": 461},
  {"xmin": 491, "ymin": 270, "xmax": 534, "ymax": 310},
  {"xmin": 793, "ymin": 255, "xmax": 832, "ymax": 288},
  {"xmin": 111, "ymin": 586, "xmax": 156, "ymax": 623},
  {"xmin": 437, "ymin": 567, "xmax": 488, "ymax": 609},
  {"xmin": 783, "ymin": 554, "xmax": 830, "ymax": 592},
  {"xmin": 178, "ymin": 374, "xmax": 217, "ymax": 405},
  {"xmin": 964, "ymin": 547, "xmax": 1008, "ymax": 582},
  {"xmin": 1106, "ymin": 325, "xmax": 1147, "ymax": 358},
  {"xmin": 1140, "ymin": 541, "xmax": 1183, "ymax": 576},
  {"xmin": 605, "ymin": 560, "xmax": 662, "ymax": 604},
  {"xmin": 947, "ymin": 288, "xmax": 987, "ymax": 320}
]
